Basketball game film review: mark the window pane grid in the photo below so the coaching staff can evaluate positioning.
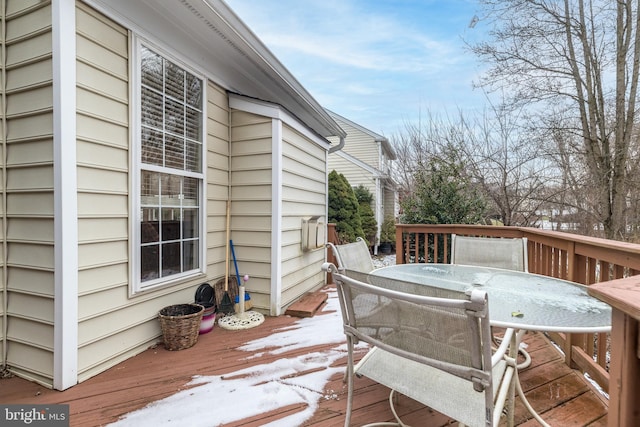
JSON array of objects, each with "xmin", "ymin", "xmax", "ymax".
[
  {"xmin": 140, "ymin": 170, "xmax": 201, "ymax": 282},
  {"xmin": 139, "ymin": 45, "xmax": 204, "ymax": 286},
  {"xmin": 140, "ymin": 46, "xmax": 203, "ymax": 174}
]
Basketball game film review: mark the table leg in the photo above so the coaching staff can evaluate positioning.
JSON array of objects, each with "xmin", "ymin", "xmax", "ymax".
[
  {"xmin": 511, "ymin": 329, "xmax": 551, "ymax": 427},
  {"xmin": 495, "ymin": 330, "xmax": 532, "ymax": 369},
  {"xmin": 515, "ymin": 330, "xmax": 532, "ymax": 369},
  {"xmin": 506, "ymin": 331, "xmax": 517, "ymax": 427}
]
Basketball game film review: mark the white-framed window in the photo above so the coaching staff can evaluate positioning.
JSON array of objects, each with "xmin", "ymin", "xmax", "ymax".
[{"xmin": 132, "ymin": 39, "xmax": 205, "ymax": 292}]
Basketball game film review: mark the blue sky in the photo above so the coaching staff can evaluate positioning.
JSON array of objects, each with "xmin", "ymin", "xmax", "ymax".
[{"xmin": 224, "ymin": 0, "xmax": 488, "ymax": 137}]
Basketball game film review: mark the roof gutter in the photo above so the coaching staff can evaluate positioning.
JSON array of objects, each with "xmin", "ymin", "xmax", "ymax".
[
  {"xmin": 205, "ymin": 0, "xmax": 347, "ymax": 139},
  {"xmin": 328, "ymin": 136, "xmax": 345, "ymax": 153}
]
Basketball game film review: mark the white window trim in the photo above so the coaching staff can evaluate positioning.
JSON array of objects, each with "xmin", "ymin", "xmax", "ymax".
[{"xmin": 129, "ymin": 34, "xmax": 207, "ymax": 295}]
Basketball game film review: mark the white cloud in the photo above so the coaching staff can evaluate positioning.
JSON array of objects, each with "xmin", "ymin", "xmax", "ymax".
[
  {"xmin": 237, "ymin": 0, "xmax": 455, "ymax": 74},
  {"xmin": 225, "ymin": 0, "xmax": 488, "ymax": 135}
]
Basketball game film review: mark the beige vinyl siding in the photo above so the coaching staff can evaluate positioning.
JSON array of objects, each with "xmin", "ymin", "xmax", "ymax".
[
  {"xmin": 3, "ymin": 0, "xmax": 55, "ymax": 384},
  {"xmin": 0, "ymin": 1, "xmax": 4, "ymax": 364},
  {"xmin": 328, "ymin": 152, "xmax": 377, "ymax": 196},
  {"xmin": 74, "ymin": 5, "xmax": 232, "ymax": 382},
  {"xmin": 204, "ymin": 83, "xmax": 231, "ymax": 283},
  {"xmin": 332, "ymin": 120, "xmax": 379, "ymax": 168},
  {"xmin": 280, "ymin": 124, "xmax": 326, "ymax": 307},
  {"xmin": 383, "ymin": 187, "xmax": 396, "ymax": 219},
  {"xmin": 327, "ymin": 114, "xmax": 380, "ymax": 196},
  {"xmin": 229, "ymin": 110, "xmax": 272, "ymax": 311},
  {"xmin": 75, "ymin": 2, "xmax": 132, "ymax": 382}
]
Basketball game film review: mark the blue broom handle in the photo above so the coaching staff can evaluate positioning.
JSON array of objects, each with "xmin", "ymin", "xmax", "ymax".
[{"xmin": 230, "ymin": 240, "xmax": 242, "ymax": 291}]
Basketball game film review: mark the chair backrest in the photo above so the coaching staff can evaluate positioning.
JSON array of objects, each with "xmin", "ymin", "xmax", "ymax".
[
  {"xmin": 451, "ymin": 234, "xmax": 529, "ymax": 272},
  {"xmin": 330, "ymin": 264, "xmax": 494, "ymax": 394},
  {"xmin": 326, "ymin": 236, "xmax": 374, "ymax": 273}
]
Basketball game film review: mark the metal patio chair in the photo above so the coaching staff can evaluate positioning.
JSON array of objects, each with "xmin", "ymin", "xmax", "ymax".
[
  {"xmin": 451, "ymin": 235, "xmax": 529, "ymax": 273},
  {"xmin": 327, "ymin": 236, "xmax": 375, "ymax": 273},
  {"xmin": 323, "ymin": 263, "xmax": 517, "ymax": 427},
  {"xmin": 451, "ymin": 234, "xmax": 531, "ymax": 368},
  {"xmin": 326, "ymin": 237, "xmax": 379, "ymax": 383}
]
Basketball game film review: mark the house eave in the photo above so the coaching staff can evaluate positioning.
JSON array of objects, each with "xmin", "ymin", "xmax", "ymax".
[
  {"xmin": 83, "ymin": 0, "xmax": 346, "ymax": 140},
  {"xmin": 326, "ymin": 109, "xmax": 395, "ymax": 159}
]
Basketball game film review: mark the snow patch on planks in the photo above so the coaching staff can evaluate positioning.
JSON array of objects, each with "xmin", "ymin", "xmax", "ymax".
[{"xmin": 285, "ymin": 291, "xmax": 328, "ymax": 318}]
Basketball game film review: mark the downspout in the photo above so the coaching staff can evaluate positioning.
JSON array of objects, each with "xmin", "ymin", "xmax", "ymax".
[
  {"xmin": 374, "ymin": 137, "xmax": 385, "ymax": 255},
  {"xmin": 374, "ymin": 177, "xmax": 382, "ymax": 256},
  {"xmin": 328, "ymin": 136, "xmax": 345, "ymax": 153},
  {"xmin": 270, "ymin": 119, "xmax": 283, "ymax": 315}
]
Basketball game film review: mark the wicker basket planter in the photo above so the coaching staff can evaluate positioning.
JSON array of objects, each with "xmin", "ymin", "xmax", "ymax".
[{"xmin": 158, "ymin": 303, "xmax": 204, "ymax": 351}]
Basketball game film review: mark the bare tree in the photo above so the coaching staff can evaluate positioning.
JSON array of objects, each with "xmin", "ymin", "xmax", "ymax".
[
  {"xmin": 454, "ymin": 100, "xmax": 554, "ymax": 226},
  {"xmin": 391, "ymin": 111, "xmax": 452, "ymax": 200},
  {"xmin": 470, "ymin": 0, "xmax": 640, "ymax": 240},
  {"xmin": 390, "ymin": 104, "xmax": 555, "ymax": 227}
]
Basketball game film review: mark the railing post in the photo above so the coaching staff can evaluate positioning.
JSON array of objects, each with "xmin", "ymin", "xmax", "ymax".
[
  {"xmin": 589, "ymin": 276, "xmax": 640, "ymax": 427},
  {"xmin": 396, "ymin": 225, "xmax": 405, "ymax": 264},
  {"xmin": 566, "ymin": 240, "xmax": 576, "ymax": 283},
  {"xmin": 568, "ymin": 254, "xmax": 591, "ymax": 368}
]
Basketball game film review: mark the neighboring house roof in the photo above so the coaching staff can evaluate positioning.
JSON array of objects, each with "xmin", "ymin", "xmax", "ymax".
[
  {"xmin": 326, "ymin": 109, "xmax": 396, "ymax": 160},
  {"xmin": 88, "ymin": 0, "xmax": 347, "ymax": 140}
]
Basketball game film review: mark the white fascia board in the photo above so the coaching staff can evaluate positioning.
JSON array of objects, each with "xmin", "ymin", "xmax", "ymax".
[
  {"xmin": 270, "ymin": 119, "xmax": 283, "ymax": 316},
  {"xmin": 229, "ymin": 94, "xmax": 332, "ymax": 150},
  {"xmin": 52, "ymin": 0, "xmax": 79, "ymax": 390}
]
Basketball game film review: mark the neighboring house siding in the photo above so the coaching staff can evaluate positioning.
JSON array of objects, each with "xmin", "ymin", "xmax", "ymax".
[
  {"xmin": 230, "ymin": 110, "xmax": 273, "ymax": 311},
  {"xmin": 327, "ymin": 111, "xmax": 397, "ymax": 251},
  {"xmin": 280, "ymin": 124, "xmax": 326, "ymax": 306},
  {"xmin": 383, "ymin": 187, "xmax": 396, "ymax": 219},
  {"xmin": 3, "ymin": 1, "xmax": 56, "ymax": 385},
  {"xmin": 328, "ymin": 153, "xmax": 377, "ymax": 198},
  {"xmin": 335, "ymin": 120, "xmax": 379, "ymax": 169}
]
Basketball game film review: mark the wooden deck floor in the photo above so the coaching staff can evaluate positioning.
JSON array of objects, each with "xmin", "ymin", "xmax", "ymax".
[{"xmin": 1, "ymin": 286, "xmax": 608, "ymax": 427}]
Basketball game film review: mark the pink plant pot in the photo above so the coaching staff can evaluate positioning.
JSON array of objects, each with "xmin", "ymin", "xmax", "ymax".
[{"xmin": 199, "ymin": 304, "xmax": 216, "ymax": 334}]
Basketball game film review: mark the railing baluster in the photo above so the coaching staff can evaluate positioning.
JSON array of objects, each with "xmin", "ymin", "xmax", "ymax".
[
  {"xmin": 433, "ymin": 232, "xmax": 438, "ymax": 263},
  {"xmin": 588, "ymin": 258, "xmax": 597, "ymax": 285},
  {"xmin": 596, "ymin": 332, "xmax": 607, "ymax": 370}
]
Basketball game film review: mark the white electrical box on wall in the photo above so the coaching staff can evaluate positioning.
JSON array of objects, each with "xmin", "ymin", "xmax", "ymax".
[
  {"xmin": 316, "ymin": 221, "xmax": 326, "ymax": 247},
  {"xmin": 301, "ymin": 216, "xmax": 325, "ymax": 251}
]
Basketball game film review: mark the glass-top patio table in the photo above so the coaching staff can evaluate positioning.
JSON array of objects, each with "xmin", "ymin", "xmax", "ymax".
[
  {"xmin": 372, "ymin": 263, "xmax": 612, "ymax": 426},
  {"xmin": 373, "ymin": 263, "xmax": 611, "ymax": 333}
]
